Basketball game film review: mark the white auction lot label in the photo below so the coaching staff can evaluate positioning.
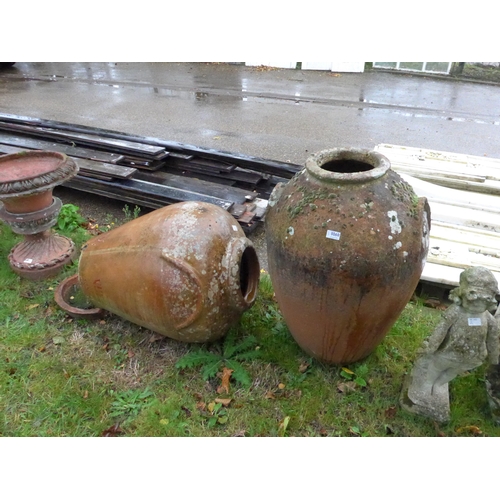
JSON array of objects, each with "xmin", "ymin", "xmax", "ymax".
[
  {"xmin": 468, "ymin": 317, "xmax": 482, "ymax": 326},
  {"xmin": 326, "ymin": 230, "xmax": 341, "ymax": 240}
]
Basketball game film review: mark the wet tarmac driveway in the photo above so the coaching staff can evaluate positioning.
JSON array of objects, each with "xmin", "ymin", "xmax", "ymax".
[{"xmin": 1, "ymin": 62, "xmax": 500, "ymax": 165}]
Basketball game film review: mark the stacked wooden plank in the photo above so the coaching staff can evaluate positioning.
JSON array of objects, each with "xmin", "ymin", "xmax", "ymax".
[
  {"xmin": 376, "ymin": 143, "xmax": 500, "ymax": 195},
  {"xmin": 375, "ymin": 144, "xmax": 500, "ymax": 287},
  {"xmin": 0, "ymin": 113, "xmax": 301, "ymax": 232}
]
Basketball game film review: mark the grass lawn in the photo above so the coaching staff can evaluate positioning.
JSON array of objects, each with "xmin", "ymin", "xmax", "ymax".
[{"xmin": 1, "ymin": 204, "xmax": 499, "ymax": 438}]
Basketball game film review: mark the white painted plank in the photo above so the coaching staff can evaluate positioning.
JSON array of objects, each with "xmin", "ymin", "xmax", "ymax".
[
  {"xmin": 431, "ymin": 223, "xmax": 500, "ymax": 254},
  {"xmin": 421, "ymin": 262, "xmax": 463, "ymax": 286},
  {"xmin": 245, "ymin": 62, "xmax": 297, "ymax": 69},
  {"xmin": 428, "ymin": 200, "xmax": 500, "ymax": 232},
  {"xmin": 427, "ymin": 237, "xmax": 500, "ymax": 269},
  {"xmin": 373, "ymin": 144, "xmax": 500, "ymax": 286},
  {"xmin": 245, "ymin": 62, "xmax": 365, "ymax": 72},
  {"xmin": 301, "ymin": 62, "xmax": 333, "ymax": 71},
  {"xmin": 422, "ymin": 261, "xmax": 500, "ymax": 288},
  {"xmin": 394, "ymin": 165, "xmax": 485, "ymax": 183},
  {"xmin": 376, "ymin": 143, "xmax": 500, "ymax": 168},
  {"xmin": 405, "ymin": 175, "xmax": 500, "ymax": 195},
  {"xmin": 376, "ymin": 143, "xmax": 500, "ymax": 182},
  {"xmin": 399, "ymin": 173, "xmax": 500, "ymax": 213},
  {"xmin": 329, "ymin": 62, "xmax": 365, "ymax": 72}
]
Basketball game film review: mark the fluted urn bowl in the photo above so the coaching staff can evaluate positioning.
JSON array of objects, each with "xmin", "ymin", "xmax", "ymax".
[{"xmin": 0, "ymin": 150, "xmax": 79, "ymax": 280}]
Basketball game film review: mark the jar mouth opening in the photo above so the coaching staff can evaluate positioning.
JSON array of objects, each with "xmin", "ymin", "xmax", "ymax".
[
  {"xmin": 224, "ymin": 236, "xmax": 260, "ymax": 311},
  {"xmin": 305, "ymin": 148, "xmax": 390, "ymax": 183},
  {"xmin": 321, "ymin": 159, "xmax": 375, "ymax": 174},
  {"xmin": 238, "ymin": 245, "xmax": 259, "ymax": 304}
]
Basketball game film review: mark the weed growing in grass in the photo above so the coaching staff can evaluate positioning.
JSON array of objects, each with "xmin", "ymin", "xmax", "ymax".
[
  {"xmin": 122, "ymin": 204, "xmax": 141, "ymax": 221},
  {"xmin": 109, "ymin": 387, "xmax": 155, "ymax": 424},
  {"xmin": 339, "ymin": 364, "xmax": 369, "ymax": 388},
  {"xmin": 57, "ymin": 203, "xmax": 87, "ymax": 232},
  {"xmin": 175, "ymin": 330, "xmax": 261, "ymax": 387},
  {"xmin": 205, "ymin": 401, "xmax": 228, "ymax": 428}
]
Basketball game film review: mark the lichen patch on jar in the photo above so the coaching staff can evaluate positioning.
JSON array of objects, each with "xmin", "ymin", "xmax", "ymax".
[{"xmin": 387, "ymin": 210, "xmax": 402, "ymax": 234}]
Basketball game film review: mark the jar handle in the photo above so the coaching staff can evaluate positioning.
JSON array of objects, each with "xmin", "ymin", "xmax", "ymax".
[{"xmin": 161, "ymin": 250, "xmax": 204, "ymax": 330}]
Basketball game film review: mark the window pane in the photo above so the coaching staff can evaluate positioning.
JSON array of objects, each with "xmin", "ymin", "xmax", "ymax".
[
  {"xmin": 373, "ymin": 62, "xmax": 397, "ymax": 68},
  {"xmin": 424, "ymin": 62, "xmax": 450, "ymax": 73},
  {"xmin": 399, "ymin": 62, "xmax": 424, "ymax": 71}
]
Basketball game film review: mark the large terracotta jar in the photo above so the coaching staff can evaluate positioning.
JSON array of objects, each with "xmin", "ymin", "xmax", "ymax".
[
  {"xmin": 78, "ymin": 201, "xmax": 260, "ymax": 343},
  {"xmin": 265, "ymin": 148, "xmax": 430, "ymax": 364}
]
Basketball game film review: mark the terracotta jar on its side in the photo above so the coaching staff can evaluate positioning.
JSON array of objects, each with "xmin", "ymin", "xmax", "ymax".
[
  {"xmin": 78, "ymin": 201, "xmax": 260, "ymax": 343},
  {"xmin": 265, "ymin": 148, "xmax": 430, "ymax": 364}
]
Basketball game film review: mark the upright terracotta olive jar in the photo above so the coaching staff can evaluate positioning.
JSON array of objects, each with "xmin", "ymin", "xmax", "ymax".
[
  {"xmin": 265, "ymin": 148, "xmax": 430, "ymax": 364},
  {"xmin": 78, "ymin": 201, "xmax": 260, "ymax": 343}
]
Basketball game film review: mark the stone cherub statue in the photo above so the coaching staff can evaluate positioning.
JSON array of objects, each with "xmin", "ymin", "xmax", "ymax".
[{"xmin": 401, "ymin": 266, "xmax": 500, "ymax": 422}]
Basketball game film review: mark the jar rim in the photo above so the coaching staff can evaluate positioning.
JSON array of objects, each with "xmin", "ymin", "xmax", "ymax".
[{"xmin": 305, "ymin": 148, "xmax": 390, "ymax": 183}]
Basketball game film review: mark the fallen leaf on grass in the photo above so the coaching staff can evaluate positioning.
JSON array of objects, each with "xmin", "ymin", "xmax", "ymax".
[
  {"xmin": 52, "ymin": 336, "xmax": 65, "ymax": 345},
  {"xmin": 214, "ymin": 398, "xmax": 232, "ymax": 407},
  {"xmin": 433, "ymin": 421, "xmax": 445, "ymax": 437},
  {"xmin": 337, "ymin": 381, "xmax": 357, "ymax": 393},
  {"xmin": 83, "ymin": 390, "xmax": 89, "ymax": 399},
  {"xmin": 278, "ymin": 383, "xmax": 286, "ymax": 390},
  {"xmin": 217, "ymin": 367, "xmax": 233, "ymax": 394},
  {"xmin": 298, "ymin": 361, "xmax": 310, "ymax": 373},
  {"xmin": 278, "ymin": 416, "xmax": 290, "ymax": 436},
  {"xmin": 148, "ymin": 333, "xmax": 164, "ymax": 343},
  {"xmin": 456, "ymin": 425, "xmax": 482, "ymax": 436},
  {"xmin": 196, "ymin": 401, "xmax": 207, "ymax": 411},
  {"xmin": 101, "ymin": 424, "xmax": 124, "ymax": 437},
  {"xmin": 26, "ymin": 303, "xmax": 40, "ymax": 310},
  {"xmin": 423, "ymin": 298, "xmax": 447, "ymax": 310},
  {"xmin": 385, "ymin": 406, "xmax": 397, "ymax": 419},
  {"xmin": 264, "ymin": 391, "xmax": 276, "ymax": 400}
]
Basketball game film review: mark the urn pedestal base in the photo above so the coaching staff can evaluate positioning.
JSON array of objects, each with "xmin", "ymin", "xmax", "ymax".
[{"xmin": 8, "ymin": 230, "xmax": 76, "ymax": 280}]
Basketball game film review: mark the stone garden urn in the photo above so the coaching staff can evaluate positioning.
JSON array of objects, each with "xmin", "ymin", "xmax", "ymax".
[
  {"xmin": 0, "ymin": 150, "xmax": 79, "ymax": 280},
  {"xmin": 265, "ymin": 148, "xmax": 431, "ymax": 364}
]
